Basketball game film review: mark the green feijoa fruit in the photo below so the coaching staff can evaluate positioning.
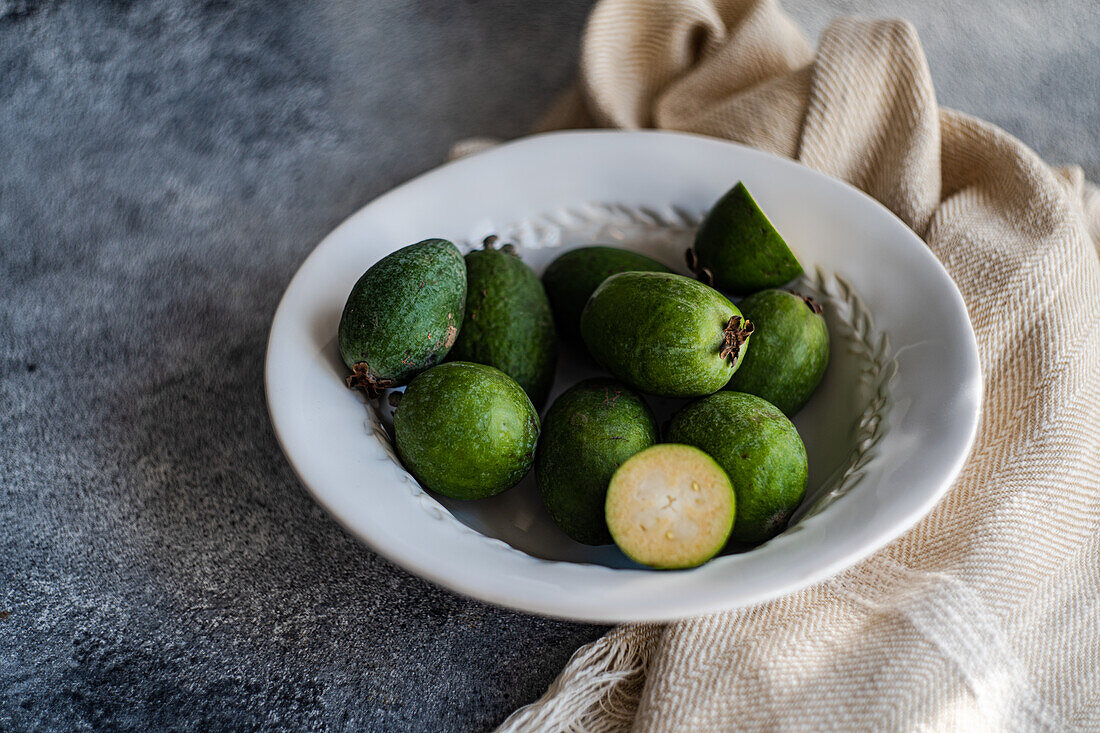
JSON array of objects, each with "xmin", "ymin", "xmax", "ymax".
[
  {"xmin": 450, "ymin": 239, "xmax": 557, "ymax": 409},
  {"xmin": 725, "ymin": 289, "xmax": 829, "ymax": 416},
  {"xmin": 542, "ymin": 246, "xmax": 672, "ymax": 340},
  {"xmin": 338, "ymin": 238, "xmax": 466, "ymax": 398},
  {"xmin": 580, "ymin": 271, "xmax": 753, "ymax": 397},
  {"xmin": 535, "ymin": 379, "xmax": 658, "ymax": 545},
  {"xmin": 667, "ymin": 391, "xmax": 807, "ymax": 544},
  {"xmin": 688, "ymin": 182, "xmax": 803, "ymax": 295},
  {"xmin": 393, "ymin": 362, "xmax": 539, "ymax": 500},
  {"xmin": 605, "ymin": 444, "xmax": 735, "ymax": 569}
]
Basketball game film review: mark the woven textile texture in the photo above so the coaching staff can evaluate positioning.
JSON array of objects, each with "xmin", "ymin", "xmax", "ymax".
[{"xmin": 499, "ymin": 0, "xmax": 1100, "ymax": 730}]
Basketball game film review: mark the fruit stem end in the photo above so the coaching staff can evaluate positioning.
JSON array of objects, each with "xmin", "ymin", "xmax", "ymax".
[
  {"xmin": 791, "ymin": 290, "xmax": 824, "ymax": 315},
  {"xmin": 345, "ymin": 362, "xmax": 395, "ymax": 400},
  {"xmin": 720, "ymin": 316, "xmax": 754, "ymax": 361}
]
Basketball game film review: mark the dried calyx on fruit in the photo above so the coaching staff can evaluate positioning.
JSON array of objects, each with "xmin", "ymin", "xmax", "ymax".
[{"xmin": 720, "ymin": 315, "xmax": 755, "ymax": 361}]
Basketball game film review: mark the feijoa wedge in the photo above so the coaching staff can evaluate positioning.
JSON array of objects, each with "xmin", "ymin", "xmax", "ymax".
[
  {"xmin": 535, "ymin": 379, "xmax": 658, "ymax": 545},
  {"xmin": 393, "ymin": 362, "xmax": 539, "ymax": 500},
  {"xmin": 338, "ymin": 238, "xmax": 466, "ymax": 398},
  {"xmin": 688, "ymin": 182, "xmax": 802, "ymax": 294},
  {"xmin": 450, "ymin": 238, "xmax": 557, "ymax": 408},
  {"xmin": 580, "ymin": 271, "xmax": 753, "ymax": 397},
  {"xmin": 725, "ymin": 289, "xmax": 829, "ymax": 416},
  {"xmin": 605, "ymin": 444, "xmax": 735, "ymax": 569},
  {"xmin": 542, "ymin": 246, "xmax": 672, "ymax": 340},
  {"xmin": 667, "ymin": 391, "xmax": 807, "ymax": 544}
]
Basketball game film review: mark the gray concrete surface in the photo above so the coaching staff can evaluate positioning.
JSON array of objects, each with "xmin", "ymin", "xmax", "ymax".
[{"xmin": 1, "ymin": 1, "xmax": 1096, "ymax": 730}]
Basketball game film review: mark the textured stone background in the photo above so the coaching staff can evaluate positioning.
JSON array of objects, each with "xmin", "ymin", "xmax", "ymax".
[{"xmin": 1, "ymin": 1, "xmax": 1096, "ymax": 730}]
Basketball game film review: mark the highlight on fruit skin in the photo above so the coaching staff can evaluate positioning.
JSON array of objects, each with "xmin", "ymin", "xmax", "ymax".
[
  {"xmin": 688, "ymin": 181, "xmax": 803, "ymax": 295},
  {"xmin": 605, "ymin": 444, "xmax": 736, "ymax": 569},
  {"xmin": 338, "ymin": 238, "xmax": 467, "ymax": 399}
]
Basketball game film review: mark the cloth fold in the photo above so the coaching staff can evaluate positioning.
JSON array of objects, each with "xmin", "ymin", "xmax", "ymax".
[{"xmin": 500, "ymin": 0, "xmax": 1100, "ymax": 730}]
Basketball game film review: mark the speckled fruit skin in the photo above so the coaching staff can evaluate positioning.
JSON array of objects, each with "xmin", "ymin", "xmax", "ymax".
[
  {"xmin": 542, "ymin": 246, "xmax": 672, "ymax": 341},
  {"xmin": 338, "ymin": 238, "xmax": 466, "ymax": 397},
  {"xmin": 667, "ymin": 391, "xmax": 808, "ymax": 544},
  {"xmin": 535, "ymin": 379, "xmax": 658, "ymax": 545},
  {"xmin": 725, "ymin": 289, "xmax": 829, "ymax": 416},
  {"xmin": 449, "ymin": 246, "xmax": 557, "ymax": 409},
  {"xmin": 579, "ymin": 271, "xmax": 752, "ymax": 397},
  {"xmin": 393, "ymin": 362, "xmax": 539, "ymax": 500},
  {"xmin": 691, "ymin": 182, "xmax": 803, "ymax": 295}
]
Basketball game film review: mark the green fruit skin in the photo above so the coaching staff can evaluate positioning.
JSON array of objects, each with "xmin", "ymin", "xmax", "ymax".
[
  {"xmin": 580, "ymin": 271, "xmax": 749, "ymax": 398},
  {"xmin": 542, "ymin": 246, "xmax": 672, "ymax": 340},
  {"xmin": 667, "ymin": 391, "xmax": 807, "ymax": 544},
  {"xmin": 449, "ymin": 248, "xmax": 557, "ymax": 409},
  {"xmin": 725, "ymin": 289, "xmax": 829, "ymax": 416},
  {"xmin": 338, "ymin": 238, "xmax": 466, "ymax": 388},
  {"xmin": 535, "ymin": 379, "xmax": 658, "ymax": 545},
  {"xmin": 394, "ymin": 362, "xmax": 539, "ymax": 500},
  {"xmin": 693, "ymin": 182, "xmax": 803, "ymax": 295}
]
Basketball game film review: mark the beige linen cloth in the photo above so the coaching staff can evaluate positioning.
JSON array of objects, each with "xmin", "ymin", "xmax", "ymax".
[{"xmin": 494, "ymin": 0, "xmax": 1100, "ymax": 731}]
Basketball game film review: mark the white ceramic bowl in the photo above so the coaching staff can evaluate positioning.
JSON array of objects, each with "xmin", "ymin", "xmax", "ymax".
[{"xmin": 265, "ymin": 130, "xmax": 981, "ymax": 623}]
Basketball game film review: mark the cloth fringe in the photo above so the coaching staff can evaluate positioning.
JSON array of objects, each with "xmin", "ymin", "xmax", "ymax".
[{"xmin": 497, "ymin": 624, "xmax": 662, "ymax": 732}]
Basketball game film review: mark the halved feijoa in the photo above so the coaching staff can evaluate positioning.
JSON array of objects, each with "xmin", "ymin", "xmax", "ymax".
[
  {"xmin": 667, "ymin": 391, "xmax": 807, "ymax": 544},
  {"xmin": 393, "ymin": 362, "xmax": 539, "ymax": 500},
  {"xmin": 449, "ymin": 238, "xmax": 557, "ymax": 409},
  {"xmin": 338, "ymin": 238, "xmax": 466, "ymax": 398},
  {"xmin": 580, "ymin": 271, "xmax": 753, "ymax": 397},
  {"xmin": 605, "ymin": 444, "xmax": 735, "ymax": 569},
  {"xmin": 688, "ymin": 182, "xmax": 802, "ymax": 295},
  {"xmin": 535, "ymin": 379, "xmax": 658, "ymax": 545},
  {"xmin": 542, "ymin": 246, "xmax": 672, "ymax": 340},
  {"xmin": 725, "ymin": 289, "xmax": 829, "ymax": 416}
]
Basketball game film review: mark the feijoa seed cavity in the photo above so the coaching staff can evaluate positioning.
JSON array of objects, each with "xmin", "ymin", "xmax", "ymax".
[{"xmin": 605, "ymin": 444, "xmax": 736, "ymax": 569}]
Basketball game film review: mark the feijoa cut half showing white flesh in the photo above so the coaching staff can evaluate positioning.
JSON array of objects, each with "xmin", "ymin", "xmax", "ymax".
[{"xmin": 605, "ymin": 444, "xmax": 735, "ymax": 569}]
